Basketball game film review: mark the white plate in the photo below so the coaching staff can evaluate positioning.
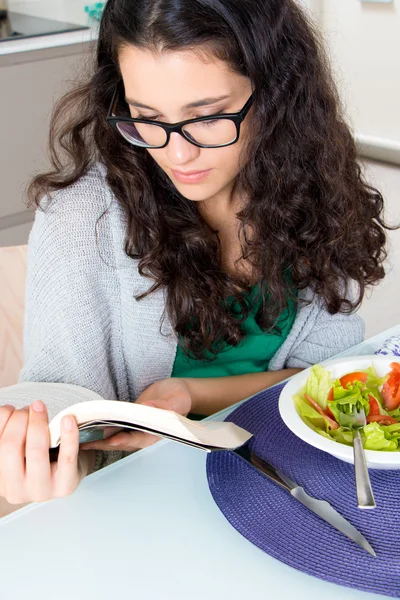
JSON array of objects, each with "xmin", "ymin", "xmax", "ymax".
[{"xmin": 278, "ymin": 355, "xmax": 400, "ymax": 470}]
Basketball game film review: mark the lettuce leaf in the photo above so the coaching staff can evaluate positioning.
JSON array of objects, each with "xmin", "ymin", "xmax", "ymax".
[
  {"xmin": 388, "ymin": 406, "xmax": 400, "ymax": 419},
  {"xmin": 304, "ymin": 365, "xmax": 333, "ymax": 410},
  {"xmin": 327, "ymin": 427, "xmax": 354, "ymax": 446},
  {"xmin": 295, "ymin": 393, "xmax": 354, "ymax": 445},
  {"xmin": 293, "ymin": 394, "xmax": 331, "ymax": 432},
  {"xmin": 362, "ymin": 422, "xmax": 398, "ymax": 451},
  {"xmin": 328, "ymin": 381, "xmax": 370, "ymax": 425},
  {"xmin": 380, "ymin": 423, "xmax": 400, "ymax": 439},
  {"xmin": 363, "ymin": 366, "xmax": 388, "ymax": 390}
]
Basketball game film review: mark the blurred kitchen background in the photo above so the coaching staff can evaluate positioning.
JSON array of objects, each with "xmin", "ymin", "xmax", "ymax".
[{"xmin": 0, "ymin": 0, "xmax": 399, "ymax": 337}]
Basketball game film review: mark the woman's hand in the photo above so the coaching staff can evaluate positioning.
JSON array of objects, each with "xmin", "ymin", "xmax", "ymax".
[
  {"xmin": 80, "ymin": 378, "xmax": 192, "ymax": 453},
  {"xmin": 0, "ymin": 401, "xmax": 93, "ymax": 505}
]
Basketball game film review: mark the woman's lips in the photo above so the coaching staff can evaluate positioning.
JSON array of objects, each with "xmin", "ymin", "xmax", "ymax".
[{"xmin": 171, "ymin": 169, "xmax": 212, "ymax": 184}]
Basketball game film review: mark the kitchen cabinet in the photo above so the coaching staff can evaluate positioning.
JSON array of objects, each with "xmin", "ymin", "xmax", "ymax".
[
  {"xmin": 0, "ymin": 43, "xmax": 91, "ymax": 241},
  {"xmin": 0, "ymin": 0, "xmax": 92, "ymax": 244}
]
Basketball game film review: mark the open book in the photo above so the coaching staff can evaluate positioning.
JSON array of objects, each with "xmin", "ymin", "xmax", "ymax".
[{"xmin": 0, "ymin": 382, "xmax": 253, "ymax": 452}]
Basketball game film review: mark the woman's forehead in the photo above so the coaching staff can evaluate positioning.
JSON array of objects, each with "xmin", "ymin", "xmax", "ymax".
[{"xmin": 118, "ymin": 46, "xmax": 250, "ymax": 111}]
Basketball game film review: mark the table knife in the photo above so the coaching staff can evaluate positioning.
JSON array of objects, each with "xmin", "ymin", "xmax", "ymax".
[{"xmin": 233, "ymin": 444, "xmax": 376, "ymax": 557}]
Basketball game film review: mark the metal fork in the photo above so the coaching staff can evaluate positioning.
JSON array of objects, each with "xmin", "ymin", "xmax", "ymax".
[{"xmin": 351, "ymin": 408, "xmax": 376, "ymax": 510}]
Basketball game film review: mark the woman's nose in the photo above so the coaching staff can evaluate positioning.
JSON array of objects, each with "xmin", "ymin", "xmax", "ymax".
[{"xmin": 165, "ymin": 132, "xmax": 200, "ymax": 165}]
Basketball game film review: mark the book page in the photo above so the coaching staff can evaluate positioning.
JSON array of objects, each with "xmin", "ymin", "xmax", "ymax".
[
  {"xmin": 48, "ymin": 400, "xmax": 253, "ymax": 450},
  {"xmin": 0, "ymin": 382, "xmax": 104, "ymax": 421}
]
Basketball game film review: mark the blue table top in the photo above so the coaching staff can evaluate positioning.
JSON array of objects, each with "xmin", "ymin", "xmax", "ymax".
[{"xmin": 1, "ymin": 324, "xmax": 399, "ymax": 600}]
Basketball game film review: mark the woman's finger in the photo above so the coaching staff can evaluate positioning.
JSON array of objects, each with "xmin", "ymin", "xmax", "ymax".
[
  {"xmin": 0, "ymin": 405, "xmax": 16, "ymax": 438},
  {"xmin": 25, "ymin": 400, "xmax": 51, "ymax": 502},
  {"xmin": 0, "ymin": 408, "xmax": 29, "ymax": 504},
  {"xmin": 53, "ymin": 415, "xmax": 81, "ymax": 497},
  {"xmin": 135, "ymin": 380, "xmax": 192, "ymax": 416},
  {"xmin": 81, "ymin": 430, "xmax": 161, "ymax": 452}
]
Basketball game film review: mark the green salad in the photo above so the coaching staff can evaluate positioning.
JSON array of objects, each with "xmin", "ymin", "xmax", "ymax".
[{"xmin": 294, "ymin": 361, "xmax": 400, "ymax": 451}]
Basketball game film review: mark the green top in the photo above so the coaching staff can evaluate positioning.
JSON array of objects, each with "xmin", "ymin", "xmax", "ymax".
[{"xmin": 171, "ymin": 286, "xmax": 297, "ymax": 379}]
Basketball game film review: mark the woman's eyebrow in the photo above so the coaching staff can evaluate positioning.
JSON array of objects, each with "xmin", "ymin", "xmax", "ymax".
[{"xmin": 125, "ymin": 94, "xmax": 231, "ymax": 111}]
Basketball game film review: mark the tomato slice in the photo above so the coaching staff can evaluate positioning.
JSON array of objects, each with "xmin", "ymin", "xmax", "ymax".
[
  {"xmin": 382, "ymin": 382, "xmax": 396, "ymax": 410},
  {"xmin": 325, "ymin": 387, "xmax": 336, "ymax": 419},
  {"xmin": 339, "ymin": 372, "xmax": 368, "ymax": 388},
  {"xmin": 325, "ymin": 404, "xmax": 335, "ymax": 420},
  {"xmin": 381, "ymin": 362, "xmax": 400, "ymax": 411},
  {"xmin": 368, "ymin": 394, "xmax": 380, "ymax": 416},
  {"xmin": 366, "ymin": 414, "xmax": 398, "ymax": 426},
  {"xmin": 304, "ymin": 394, "xmax": 339, "ymax": 429}
]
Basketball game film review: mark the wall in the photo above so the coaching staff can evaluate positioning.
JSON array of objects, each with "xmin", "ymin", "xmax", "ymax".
[
  {"xmin": 315, "ymin": 0, "xmax": 400, "ymax": 333},
  {"xmin": 358, "ymin": 160, "xmax": 400, "ymax": 337},
  {"xmin": 318, "ymin": 0, "xmax": 400, "ymax": 164},
  {"xmin": 8, "ymin": 0, "xmax": 89, "ymax": 26}
]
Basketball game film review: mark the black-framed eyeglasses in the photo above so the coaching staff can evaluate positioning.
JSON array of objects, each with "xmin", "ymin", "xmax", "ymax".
[{"xmin": 106, "ymin": 84, "xmax": 254, "ymax": 149}]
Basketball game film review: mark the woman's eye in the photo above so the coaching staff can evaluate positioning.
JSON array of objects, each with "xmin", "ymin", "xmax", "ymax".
[
  {"xmin": 136, "ymin": 114, "xmax": 159, "ymax": 121},
  {"xmin": 196, "ymin": 119, "xmax": 221, "ymax": 128}
]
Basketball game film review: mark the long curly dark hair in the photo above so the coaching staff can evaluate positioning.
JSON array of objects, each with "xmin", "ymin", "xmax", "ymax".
[{"xmin": 29, "ymin": 0, "xmax": 389, "ymax": 359}]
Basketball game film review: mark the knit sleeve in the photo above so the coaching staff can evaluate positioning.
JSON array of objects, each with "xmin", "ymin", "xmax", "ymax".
[
  {"xmin": 284, "ymin": 309, "xmax": 365, "ymax": 369},
  {"xmin": 269, "ymin": 289, "xmax": 365, "ymax": 370},
  {"xmin": 20, "ymin": 199, "xmax": 122, "ymax": 394},
  {"xmin": 19, "ymin": 170, "xmax": 130, "ymax": 470}
]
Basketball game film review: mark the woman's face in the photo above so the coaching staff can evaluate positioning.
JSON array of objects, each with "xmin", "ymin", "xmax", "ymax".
[{"xmin": 118, "ymin": 46, "xmax": 253, "ymax": 203}]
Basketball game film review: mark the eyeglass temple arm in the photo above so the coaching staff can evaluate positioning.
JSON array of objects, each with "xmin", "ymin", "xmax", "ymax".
[
  {"xmin": 107, "ymin": 84, "xmax": 120, "ymax": 117},
  {"xmin": 239, "ymin": 93, "xmax": 254, "ymax": 119}
]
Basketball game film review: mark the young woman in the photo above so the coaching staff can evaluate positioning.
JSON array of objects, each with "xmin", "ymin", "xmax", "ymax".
[{"xmin": 0, "ymin": 0, "xmax": 388, "ymax": 509}]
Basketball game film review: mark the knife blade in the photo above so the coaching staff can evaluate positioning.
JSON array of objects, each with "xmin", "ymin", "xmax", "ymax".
[{"xmin": 233, "ymin": 444, "xmax": 376, "ymax": 557}]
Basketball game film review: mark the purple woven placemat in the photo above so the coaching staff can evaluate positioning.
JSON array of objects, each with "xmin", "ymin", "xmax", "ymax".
[{"xmin": 206, "ymin": 384, "xmax": 400, "ymax": 597}]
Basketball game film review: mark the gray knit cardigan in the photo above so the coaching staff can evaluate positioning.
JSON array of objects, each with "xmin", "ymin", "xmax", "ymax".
[{"xmin": 18, "ymin": 164, "xmax": 364, "ymax": 468}]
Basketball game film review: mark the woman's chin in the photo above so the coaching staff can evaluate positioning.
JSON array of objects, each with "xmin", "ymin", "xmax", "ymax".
[{"xmin": 172, "ymin": 181, "xmax": 220, "ymax": 203}]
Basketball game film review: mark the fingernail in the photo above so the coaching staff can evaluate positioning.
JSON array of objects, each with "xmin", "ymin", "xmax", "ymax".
[
  {"xmin": 62, "ymin": 416, "xmax": 73, "ymax": 432},
  {"xmin": 31, "ymin": 400, "xmax": 45, "ymax": 413}
]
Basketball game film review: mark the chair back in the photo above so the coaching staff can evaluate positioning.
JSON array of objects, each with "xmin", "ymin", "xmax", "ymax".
[{"xmin": 0, "ymin": 245, "xmax": 27, "ymax": 388}]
